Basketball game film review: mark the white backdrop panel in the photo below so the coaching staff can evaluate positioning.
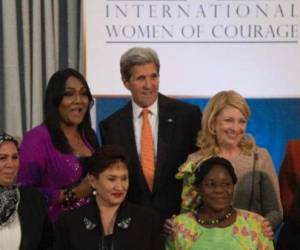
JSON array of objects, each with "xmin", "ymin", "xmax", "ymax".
[{"xmin": 84, "ymin": 0, "xmax": 300, "ymax": 98}]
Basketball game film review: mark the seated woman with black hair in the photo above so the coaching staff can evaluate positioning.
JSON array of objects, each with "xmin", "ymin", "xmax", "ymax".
[
  {"xmin": 54, "ymin": 145, "xmax": 164, "ymax": 250},
  {"xmin": 166, "ymin": 156, "xmax": 274, "ymax": 250}
]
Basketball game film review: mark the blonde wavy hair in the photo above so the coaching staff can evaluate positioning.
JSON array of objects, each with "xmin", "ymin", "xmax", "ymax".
[{"xmin": 196, "ymin": 90, "xmax": 256, "ymax": 157}]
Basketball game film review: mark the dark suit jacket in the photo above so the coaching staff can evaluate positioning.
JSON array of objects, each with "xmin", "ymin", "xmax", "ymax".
[
  {"xmin": 279, "ymin": 140, "xmax": 300, "ymax": 218},
  {"xmin": 99, "ymin": 94, "xmax": 202, "ymax": 221},
  {"xmin": 53, "ymin": 200, "xmax": 164, "ymax": 250},
  {"xmin": 18, "ymin": 186, "xmax": 53, "ymax": 250},
  {"xmin": 276, "ymin": 222, "xmax": 300, "ymax": 250}
]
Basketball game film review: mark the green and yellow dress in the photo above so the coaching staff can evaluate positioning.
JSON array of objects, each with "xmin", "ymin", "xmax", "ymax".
[{"xmin": 166, "ymin": 209, "xmax": 274, "ymax": 250}]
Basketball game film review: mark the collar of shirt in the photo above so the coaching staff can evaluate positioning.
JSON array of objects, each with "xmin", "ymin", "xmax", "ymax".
[{"xmin": 132, "ymin": 98, "xmax": 158, "ymax": 119}]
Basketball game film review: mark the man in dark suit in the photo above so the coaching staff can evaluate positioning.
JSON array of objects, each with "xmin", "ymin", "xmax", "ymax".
[{"xmin": 99, "ymin": 47, "xmax": 202, "ymax": 222}]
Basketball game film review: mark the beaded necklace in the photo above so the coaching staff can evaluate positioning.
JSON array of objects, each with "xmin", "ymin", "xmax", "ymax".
[{"xmin": 196, "ymin": 206, "xmax": 234, "ymax": 225}]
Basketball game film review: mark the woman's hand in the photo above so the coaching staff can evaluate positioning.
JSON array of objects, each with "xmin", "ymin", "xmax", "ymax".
[
  {"xmin": 262, "ymin": 219, "xmax": 274, "ymax": 240},
  {"xmin": 58, "ymin": 176, "xmax": 92, "ymax": 203},
  {"xmin": 163, "ymin": 216, "xmax": 176, "ymax": 237},
  {"xmin": 72, "ymin": 176, "xmax": 92, "ymax": 200}
]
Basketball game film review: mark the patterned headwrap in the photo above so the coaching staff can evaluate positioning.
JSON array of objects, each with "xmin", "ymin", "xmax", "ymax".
[
  {"xmin": 0, "ymin": 133, "xmax": 18, "ymax": 147},
  {"xmin": 0, "ymin": 132, "xmax": 20, "ymax": 227},
  {"xmin": 176, "ymin": 155, "xmax": 216, "ymax": 212}
]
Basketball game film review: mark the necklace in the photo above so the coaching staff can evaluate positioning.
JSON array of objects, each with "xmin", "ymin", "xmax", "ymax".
[{"xmin": 196, "ymin": 206, "xmax": 234, "ymax": 225}]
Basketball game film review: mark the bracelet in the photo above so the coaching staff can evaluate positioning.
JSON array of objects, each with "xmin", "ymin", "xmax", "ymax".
[{"xmin": 62, "ymin": 188, "xmax": 75, "ymax": 208}]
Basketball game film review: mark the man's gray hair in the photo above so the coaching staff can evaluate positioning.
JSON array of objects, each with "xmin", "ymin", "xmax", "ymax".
[{"xmin": 120, "ymin": 47, "xmax": 160, "ymax": 82}]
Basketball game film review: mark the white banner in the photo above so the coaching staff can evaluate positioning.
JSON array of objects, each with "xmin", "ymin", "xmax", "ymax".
[{"xmin": 84, "ymin": 0, "xmax": 300, "ymax": 97}]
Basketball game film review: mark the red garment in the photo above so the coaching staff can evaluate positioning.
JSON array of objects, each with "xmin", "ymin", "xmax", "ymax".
[{"xmin": 279, "ymin": 140, "xmax": 300, "ymax": 218}]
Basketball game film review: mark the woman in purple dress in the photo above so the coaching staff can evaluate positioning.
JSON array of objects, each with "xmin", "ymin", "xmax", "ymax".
[{"xmin": 17, "ymin": 68, "xmax": 99, "ymax": 222}]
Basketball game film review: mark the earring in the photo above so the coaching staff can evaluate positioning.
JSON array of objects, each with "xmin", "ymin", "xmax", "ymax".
[{"xmin": 92, "ymin": 189, "xmax": 97, "ymax": 196}]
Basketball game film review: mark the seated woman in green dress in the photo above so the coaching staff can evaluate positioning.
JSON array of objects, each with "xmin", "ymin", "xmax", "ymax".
[{"xmin": 166, "ymin": 156, "xmax": 274, "ymax": 250}]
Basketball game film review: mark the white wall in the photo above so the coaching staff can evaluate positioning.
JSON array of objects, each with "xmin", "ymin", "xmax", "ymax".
[{"xmin": 84, "ymin": 0, "xmax": 300, "ymax": 98}]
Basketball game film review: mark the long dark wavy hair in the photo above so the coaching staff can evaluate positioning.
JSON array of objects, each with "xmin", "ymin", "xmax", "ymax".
[{"xmin": 44, "ymin": 68, "xmax": 98, "ymax": 153}]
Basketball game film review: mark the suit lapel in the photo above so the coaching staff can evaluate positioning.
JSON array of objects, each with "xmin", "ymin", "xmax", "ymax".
[
  {"xmin": 80, "ymin": 199, "xmax": 104, "ymax": 250},
  {"xmin": 18, "ymin": 189, "xmax": 32, "ymax": 250},
  {"xmin": 118, "ymin": 103, "xmax": 141, "ymax": 171},
  {"xmin": 153, "ymin": 94, "xmax": 176, "ymax": 193},
  {"xmin": 113, "ymin": 202, "xmax": 132, "ymax": 249},
  {"xmin": 118, "ymin": 103, "xmax": 152, "ymax": 195}
]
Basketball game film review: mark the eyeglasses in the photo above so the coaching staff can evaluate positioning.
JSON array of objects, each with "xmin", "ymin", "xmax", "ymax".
[{"xmin": 0, "ymin": 133, "xmax": 18, "ymax": 145}]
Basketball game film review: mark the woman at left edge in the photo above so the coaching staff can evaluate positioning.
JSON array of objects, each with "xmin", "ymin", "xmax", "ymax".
[
  {"xmin": 17, "ymin": 68, "xmax": 99, "ymax": 222},
  {"xmin": 0, "ymin": 132, "xmax": 53, "ymax": 250}
]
